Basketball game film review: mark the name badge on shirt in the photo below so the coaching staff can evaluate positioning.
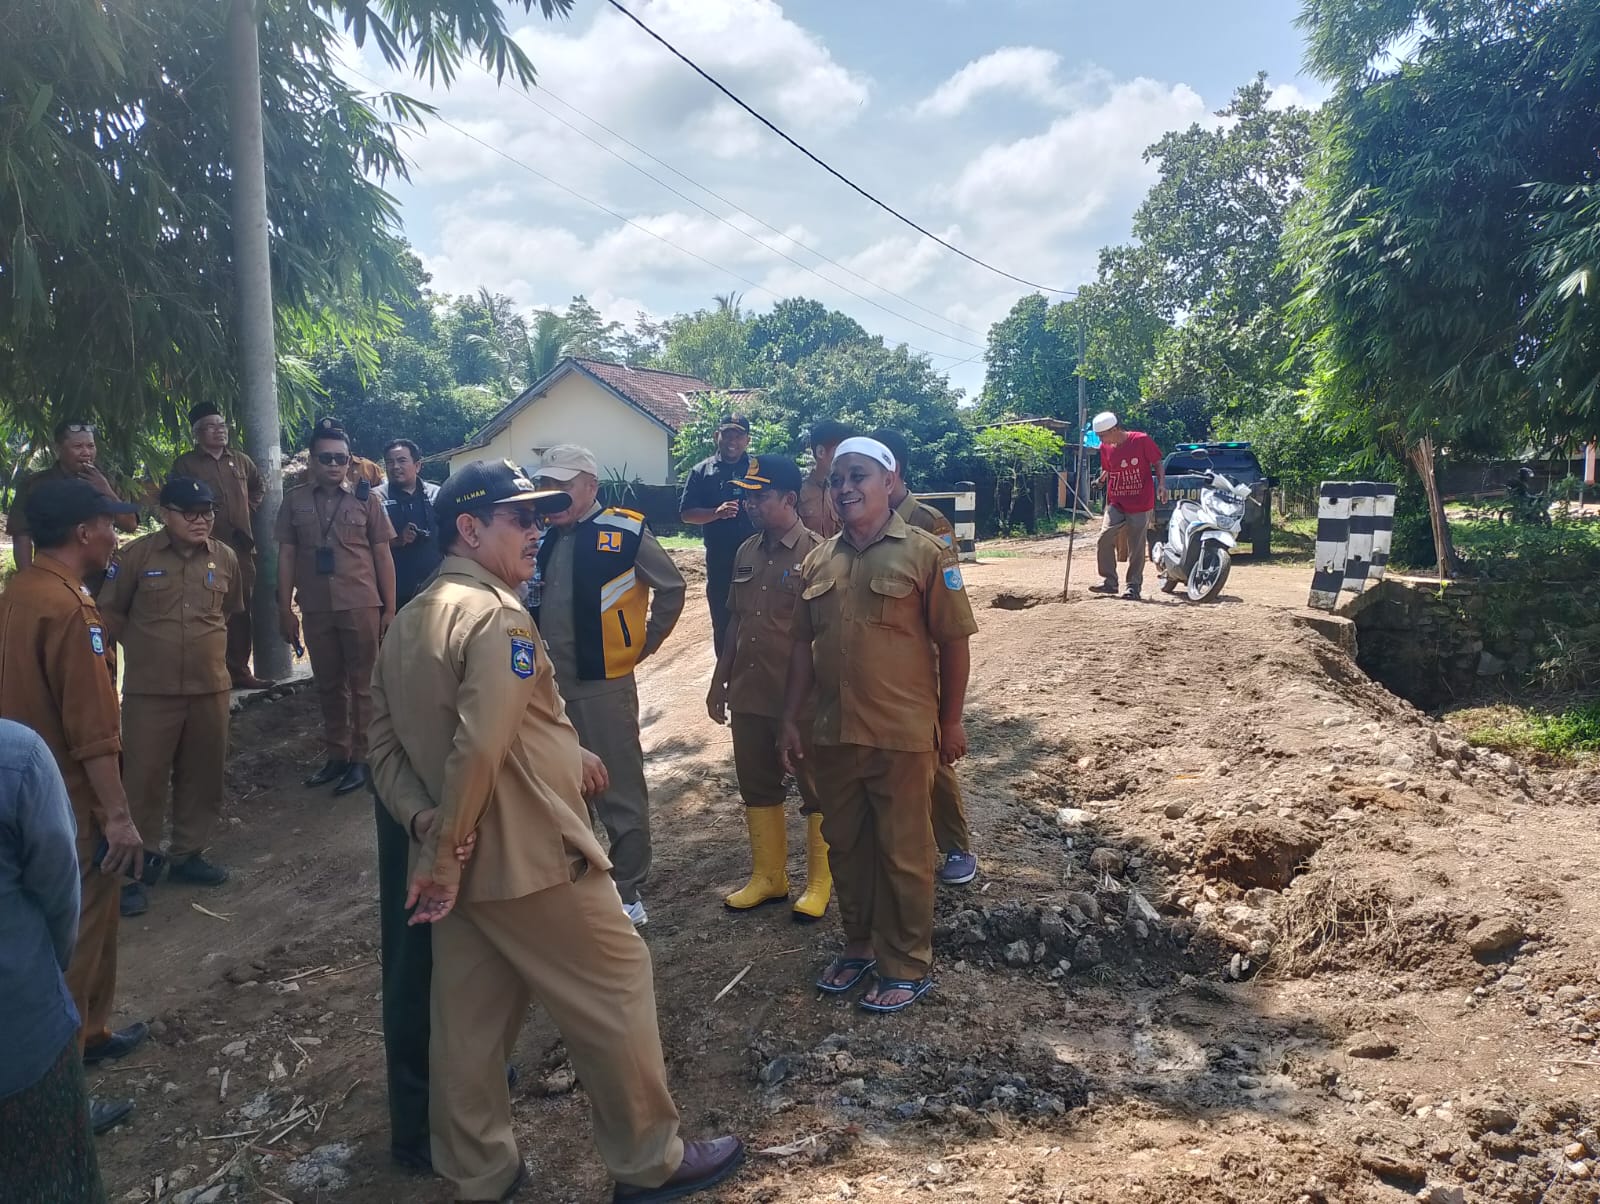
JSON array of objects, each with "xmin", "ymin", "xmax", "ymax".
[
  {"xmin": 732, "ymin": 564, "xmax": 755, "ymax": 582},
  {"xmin": 143, "ymin": 569, "xmax": 166, "ymax": 578},
  {"xmin": 510, "ymin": 637, "xmax": 536, "ymax": 678},
  {"xmin": 89, "ymin": 625, "xmax": 106, "ymax": 656}
]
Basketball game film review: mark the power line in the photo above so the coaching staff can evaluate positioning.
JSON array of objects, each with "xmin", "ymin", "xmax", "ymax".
[
  {"xmin": 473, "ymin": 65, "xmax": 984, "ymax": 352},
  {"xmin": 506, "ymin": 69, "xmax": 991, "ymax": 342},
  {"xmin": 344, "ymin": 67, "xmax": 978, "ymax": 365},
  {"xmin": 601, "ymin": 0, "xmax": 1077, "ymax": 298}
]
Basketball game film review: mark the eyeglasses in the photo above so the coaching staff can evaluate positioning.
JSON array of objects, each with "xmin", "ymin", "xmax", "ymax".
[
  {"xmin": 491, "ymin": 506, "xmax": 542, "ymax": 530},
  {"xmin": 168, "ymin": 507, "xmax": 215, "ymax": 522},
  {"xmin": 315, "ymin": 452, "xmax": 351, "ymax": 466}
]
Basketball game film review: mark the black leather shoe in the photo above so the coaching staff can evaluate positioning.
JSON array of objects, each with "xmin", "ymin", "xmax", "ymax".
[
  {"xmin": 90, "ymin": 1098, "xmax": 134, "ymax": 1135},
  {"xmin": 612, "ymin": 1137, "xmax": 745, "ymax": 1202},
  {"xmin": 169, "ymin": 854, "xmax": 229, "ymax": 886},
  {"xmin": 304, "ymin": 759, "xmax": 349, "ymax": 787},
  {"xmin": 84, "ymin": 1022, "xmax": 149, "ymax": 1066},
  {"xmin": 333, "ymin": 762, "xmax": 371, "ymax": 796},
  {"xmin": 120, "ymin": 882, "xmax": 148, "ymax": 917}
]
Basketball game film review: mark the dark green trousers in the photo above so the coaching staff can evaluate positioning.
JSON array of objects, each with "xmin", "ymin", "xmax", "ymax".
[{"xmin": 376, "ymin": 800, "xmax": 432, "ymax": 1156}]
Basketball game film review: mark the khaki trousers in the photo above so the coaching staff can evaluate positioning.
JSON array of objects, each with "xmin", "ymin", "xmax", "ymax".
[
  {"xmin": 731, "ymin": 711, "xmax": 819, "ymax": 814},
  {"xmin": 931, "ymin": 763, "xmax": 972, "ymax": 854},
  {"xmin": 65, "ymin": 866, "xmax": 119, "ymax": 1048},
  {"xmin": 564, "ymin": 680, "xmax": 650, "ymax": 904},
  {"xmin": 430, "ymin": 866, "xmax": 683, "ymax": 1199},
  {"xmin": 122, "ymin": 691, "xmax": 231, "ymax": 859},
  {"xmin": 301, "ymin": 607, "xmax": 380, "ymax": 761},
  {"xmin": 812, "ymin": 744, "xmax": 938, "ymax": 981},
  {"xmin": 225, "ymin": 544, "xmax": 257, "ymax": 682},
  {"xmin": 1096, "ymin": 504, "xmax": 1151, "ymax": 589}
]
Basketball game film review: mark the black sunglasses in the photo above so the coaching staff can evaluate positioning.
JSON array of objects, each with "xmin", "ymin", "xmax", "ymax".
[
  {"xmin": 490, "ymin": 506, "xmax": 542, "ymax": 530},
  {"xmin": 167, "ymin": 506, "xmax": 216, "ymax": 521},
  {"xmin": 315, "ymin": 452, "xmax": 351, "ymax": 466}
]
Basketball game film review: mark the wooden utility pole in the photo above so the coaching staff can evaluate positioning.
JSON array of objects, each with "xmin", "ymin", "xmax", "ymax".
[
  {"xmin": 227, "ymin": 0, "xmax": 290, "ymax": 680},
  {"xmin": 1061, "ymin": 317, "xmax": 1090, "ymax": 599}
]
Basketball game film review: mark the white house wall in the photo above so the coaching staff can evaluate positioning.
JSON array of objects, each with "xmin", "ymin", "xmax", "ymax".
[{"xmin": 449, "ymin": 373, "xmax": 674, "ymax": 484}]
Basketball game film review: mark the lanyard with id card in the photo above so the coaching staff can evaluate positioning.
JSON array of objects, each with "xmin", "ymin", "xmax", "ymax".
[{"xmin": 315, "ymin": 492, "xmax": 348, "ymax": 575}]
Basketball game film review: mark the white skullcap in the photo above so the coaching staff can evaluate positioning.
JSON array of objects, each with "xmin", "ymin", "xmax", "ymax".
[
  {"xmin": 1091, "ymin": 411, "xmax": 1119, "ymax": 433},
  {"xmin": 832, "ymin": 436, "xmax": 896, "ymax": 472}
]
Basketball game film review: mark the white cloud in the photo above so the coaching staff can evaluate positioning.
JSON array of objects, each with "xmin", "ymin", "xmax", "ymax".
[
  {"xmin": 913, "ymin": 47, "xmax": 1071, "ymax": 118},
  {"xmin": 947, "ymin": 77, "xmax": 1211, "ymax": 240},
  {"xmin": 1265, "ymin": 81, "xmax": 1321, "ymax": 111}
]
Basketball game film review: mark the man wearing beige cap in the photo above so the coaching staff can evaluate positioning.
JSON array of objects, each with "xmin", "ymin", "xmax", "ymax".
[{"xmin": 531, "ymin": 446, "xmax": 686, "ymax": 926}]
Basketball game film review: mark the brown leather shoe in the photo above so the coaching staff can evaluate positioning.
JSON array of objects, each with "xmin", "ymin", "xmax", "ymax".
[
  {"xmin": 231, "ymin": 674, "xmax": 277, "ymax": 690},
  {"xmin": 611, "ymin": 1137, "xmax": 745, "ymax": 1202}
]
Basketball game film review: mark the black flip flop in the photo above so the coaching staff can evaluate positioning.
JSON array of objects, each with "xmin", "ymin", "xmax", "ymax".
[{"xmin": 815, "ymin": 956, "xmax": 876, "ymax": 994}]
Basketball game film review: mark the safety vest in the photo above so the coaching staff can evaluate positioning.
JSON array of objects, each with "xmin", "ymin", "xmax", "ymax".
[{"xmin": 534, "ymin": 507, "xmax": 650, "ymax": 681}]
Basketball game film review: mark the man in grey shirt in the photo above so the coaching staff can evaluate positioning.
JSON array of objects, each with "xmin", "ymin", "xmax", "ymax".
[{"xmin": 0, "ymin": 720, "xmax": 113, "ymax": 1198}]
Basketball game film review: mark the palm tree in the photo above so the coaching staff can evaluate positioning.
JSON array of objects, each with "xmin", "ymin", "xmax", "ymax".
[{"xmin": 520, "ymin": 310, "xmax": 571, "ymax": 385}]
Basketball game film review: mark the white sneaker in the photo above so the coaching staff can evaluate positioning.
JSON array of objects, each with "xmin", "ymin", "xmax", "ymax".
[{"xmin": 623, "ymin": 897, "xmax": 649, "ymax": 927}]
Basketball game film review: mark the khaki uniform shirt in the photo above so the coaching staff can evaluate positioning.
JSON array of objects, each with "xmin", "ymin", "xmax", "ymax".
[
  {"xmin": 896, "ymin": 492, "xmax": 957, "ymax": 563},
  {"xmin": 726, "ymin": 518, "xmax": 822, "ymax": 719},
  {"xmin": 369, "ymin": 556, "xmax": 611, "ymax": 903},
  {"xmin": 798, "ymin": 469, "xmax": 840, "ymax": 539},
  {"xmin": 273, "ymin": 481, "xmax": 396, "ymax": 613},
  {"xmin": 170, "ymin": 447, "xmax": 264, "ymax": 549},
  {"xmin": 7, "ymin": 463, "xmax": 140, "ymax": 541},
  {"xmin": 98, "ymin": 532, "xmax": 243, "ymax": 695},
  {"xmin": 0, "ymin": 555, "xmax": 122, "ymax": 859},
  {"xmin": 792, "ymin": 513, "xmax": 978, "ymax": 752},
  {"xmin": 541, "ymin": 502, "xmax": 687, "ymax": 701}
]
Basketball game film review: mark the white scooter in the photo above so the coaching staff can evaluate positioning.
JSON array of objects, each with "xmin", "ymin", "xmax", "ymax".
[{"xmin": 1151, "ymin": 470, "xmax": 1252, "ymax": 602}]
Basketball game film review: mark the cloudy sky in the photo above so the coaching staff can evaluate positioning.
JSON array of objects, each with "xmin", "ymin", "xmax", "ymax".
[{"xmin": 341, "ymin": 0, "xmax": 1321, "ymax": 398}]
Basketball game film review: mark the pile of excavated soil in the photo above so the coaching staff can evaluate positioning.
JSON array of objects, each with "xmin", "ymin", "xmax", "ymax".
[{"xmin": 93, "ymin": 557, "xmax": 1599, "ymax": 1203}]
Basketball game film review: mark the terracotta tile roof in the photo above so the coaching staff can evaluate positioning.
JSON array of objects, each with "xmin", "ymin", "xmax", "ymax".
[{"xmin": 576, "ymin": 359, "xmax": 706, "ymax": 432}]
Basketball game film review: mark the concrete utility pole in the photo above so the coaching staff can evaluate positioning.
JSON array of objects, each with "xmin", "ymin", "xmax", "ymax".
[
  {"xmin": 227, "ymin": 0, "xmax": 291, "ymax": 681},
  {"xmin": 1061, "ymin": 317, "xmax": 1090, "ymax": 600}
]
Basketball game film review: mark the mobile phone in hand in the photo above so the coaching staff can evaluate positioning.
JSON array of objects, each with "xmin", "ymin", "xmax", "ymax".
[{"xmin": 93, "ymin": 838, "xmax": 164, "ymax": 886}]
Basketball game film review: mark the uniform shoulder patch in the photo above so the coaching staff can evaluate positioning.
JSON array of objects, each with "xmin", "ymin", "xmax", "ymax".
[
  {"xmin": 510, "ymin": 636, "xmax": 536, "ymax": 679},
  {"xmin": 89, "ymin": 624, "xmax": 106, "ymax": 656},
  {"xmin": 943, "ymin": 565, "xmax": 965, "ymax": 591},
  {"xmin": 105, "ymin": 560, "xmax": 120, "ymax": 581}
]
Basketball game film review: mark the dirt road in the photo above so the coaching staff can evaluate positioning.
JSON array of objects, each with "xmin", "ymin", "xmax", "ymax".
[{"xmin": 94, "ymin": 549, "xmax": 1600, "ymax": 1204}]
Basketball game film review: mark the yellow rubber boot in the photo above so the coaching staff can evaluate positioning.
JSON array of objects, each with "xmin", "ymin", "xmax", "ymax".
[
  {"xmin": 791, "ymin": 813, "xmax": 832, "ymax": 922},
  {"xmin": 724, "ymin": 806, "xmax": 790, "ymax": 910}
]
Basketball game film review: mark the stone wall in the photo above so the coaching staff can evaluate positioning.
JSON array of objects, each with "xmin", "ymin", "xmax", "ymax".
[{"xmin": 1346, "ymin": 577, "xmax": 1541, "ymax": 709}]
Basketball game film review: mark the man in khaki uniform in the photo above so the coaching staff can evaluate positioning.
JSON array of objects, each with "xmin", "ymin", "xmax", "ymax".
[
  {"xmin": 532, "ymin": 445, "xmax": 686, "ymax": 927},
  {"xmin": 99, "ymin": 478, "xmax": 243, "ymax": 917},
  {"xmin": 0, "ymin": 479, "xmax": 147, "ymax": 1129},
  {"xmin": 369, "ymin": 459, "xmax": 743, "ymax": 1204},
  {"xmin": 170, "ymin": 403, "xmax": 270, "ymax": 688},
  {"xmin": 873, "ymin": 429, "xmax": 980, "ymax": 887},
  {"xmin": 780, "ymin": 437, "xmax": 977, "ymax": 1014},
  {"xmin": 706, "ymin": 455, "xmax": 830, "ymax": 920},
  {"xmin": 275, "ymin": 418, "xmax": 396, "ymax": 797},
  {"xmin": 797, "ymin": 420, "xmax": 852, "ymax": 540},
  {"xmin": 8, "ymin": 419, "xmax": 140, "ymax": 579}
]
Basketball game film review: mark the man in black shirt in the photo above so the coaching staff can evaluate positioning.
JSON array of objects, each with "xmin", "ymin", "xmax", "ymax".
[
  {"xmin": 375, "ymin": 439, "xmax": 442, "ymax": 609},
  {"xmin": 678, "ymin": 414, "xmax": 756, "ymax": 656}
]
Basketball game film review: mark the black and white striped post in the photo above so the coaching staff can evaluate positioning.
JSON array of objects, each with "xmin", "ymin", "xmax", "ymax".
[
  {"xmin": 1309, "ymin": 481, "xmax": 1397, "ymax": 610},
  {"xmin": 919, "ymin": 482, "xmax": 978, "ymax": 562}
]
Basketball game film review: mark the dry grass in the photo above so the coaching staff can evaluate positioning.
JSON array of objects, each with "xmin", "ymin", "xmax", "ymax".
[{"xmin": 1270, "ymin": 870, "xmax": 1403, "ymax": 978}]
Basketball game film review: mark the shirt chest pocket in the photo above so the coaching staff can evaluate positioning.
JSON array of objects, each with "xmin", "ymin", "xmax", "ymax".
[
  {"xmin": 801, "ymin": 576, "xmax": 839, "ymax": 633},
  {"xmin": 138, "ymin": 573, "xmax": 181, "ymax": 615},
  {"xmin": 867, "ymin": 575, "xmax": 919, "ymax": 630},
  {"xmin": 335, "ymin": 508, "xmax": 370, "ymax": 549}
]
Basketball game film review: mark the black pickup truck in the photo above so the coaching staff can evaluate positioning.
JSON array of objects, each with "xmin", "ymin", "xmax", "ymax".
[{"xmin": 1153, "ymin": 442, "xmax": 1276, "ymax": 558}]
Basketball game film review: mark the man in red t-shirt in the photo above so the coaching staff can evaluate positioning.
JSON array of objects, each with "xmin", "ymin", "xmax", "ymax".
[{"xmin": 1089, "ymin": 412, "xmax": 1166, "ymax": 599}]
